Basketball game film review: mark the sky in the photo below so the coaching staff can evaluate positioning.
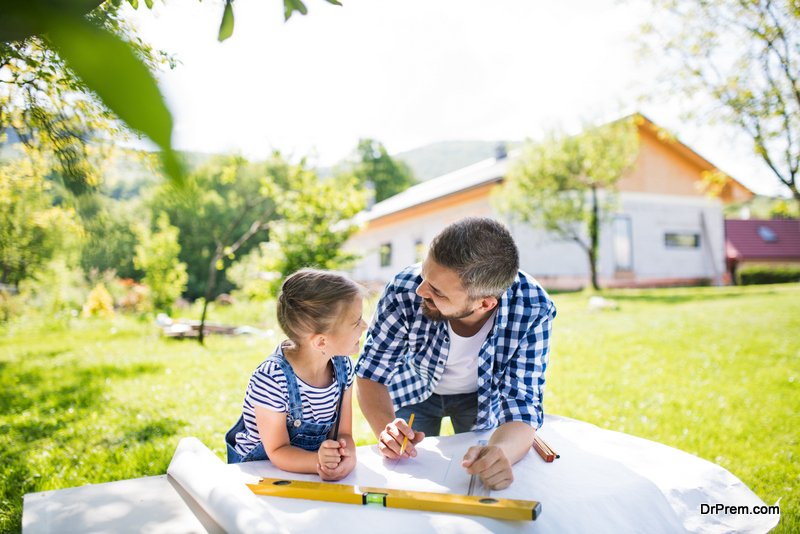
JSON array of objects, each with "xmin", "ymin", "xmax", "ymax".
[{"xmin": 124, "ymin": 0, "xmax": 784, "ymax": 196}]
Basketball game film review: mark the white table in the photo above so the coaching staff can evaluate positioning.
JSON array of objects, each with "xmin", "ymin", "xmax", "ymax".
[{"xmin": 22, "ymin": 415, "xmax": 780, "ymax": 534}]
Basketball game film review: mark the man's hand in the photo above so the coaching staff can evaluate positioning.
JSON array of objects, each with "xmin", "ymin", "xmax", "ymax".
[
  {"xmin": 378, "ymin": 418, "xmax": 425, "ymax": 459},
  {"xmin": 317, "ymin": 442, "xmax": 355, "ymax": 481},
  {"xmin": 318, "ymin": 439, "xmax": 344, "ymax": 470},
  {"xmin": 461, "ymin": 445, "xmax": 513, "ymax": 490}
]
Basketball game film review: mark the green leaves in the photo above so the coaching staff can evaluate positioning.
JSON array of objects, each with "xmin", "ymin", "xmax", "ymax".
[
  {"xmin": 218, "ymin": 1, "xmax": 234, "ymax": 42},
  {"xmin": 282, "ymin": 0, "xmax": 342, "ymax": 21},
  {"xmin": 284, "ymin": 0, "xmax": 308, "ymax": 20},
  {"xmin": 638, "ymin": 0, "xmax": 800, "ymax": 207},
  {"xmin": 47, "ymin": 17, "xmax": 169, "ymax": 148},
  {"xmin": 44, "ymin": 14, "xmax": 183, "ymax": 185},
  {"xmin": 493, "ymin": 116, "xmax": 640, "ymax": 282}
]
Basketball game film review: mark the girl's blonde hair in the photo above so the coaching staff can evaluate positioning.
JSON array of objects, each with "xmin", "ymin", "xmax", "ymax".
[{"xmin": 276, "ymin": 268, "xmax": 364, "ymax": 344}]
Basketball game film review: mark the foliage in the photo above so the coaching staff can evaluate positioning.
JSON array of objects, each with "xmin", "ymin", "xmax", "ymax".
[
  {"xmin": 1, "ymin": 285, "xmax": 799, "ymax": 533},
  {"xmin": 724, "ymin": 194, "xmax": 800, "ymax": 220},
  {"xmin": 339, "ymin": 139, "xmax": 417, "ymax": 204},
  {"xmin": 1, "ymin": 0, "xmax": 345, "ymax": 188},
  {"xmin": 146, "ymin": 154, "xmax": 282, "ymax": 300},
  {"xmin": 494, "ymin": 117, "xmax": 640, "ymax": 290},
  {"xmin": 739, "ymin": 265, "xmax": 800, "ymax": 285},
  {"xmin": 226, "ymin": 241, "xmax": 283, "ymax": 300},
  {"xmin": 0, "ymin": 2, "xmax": 180, "ymax": 191},
  {"xmin": 229, "ymin": 165, "xmax": 366, "ymax": 298},
  {"xmin": 0, "ymin": 157, "xmax": 79, "ymax": 285},
  {"xmin": 81, "ymin": 283, "xmax": 115, "ymax": 318},
  {"xmin": 638, "ymin": 0, "xmax": 800, "ymax": 211},
  {"xmin": 113, "ymin": 278, "xmax": 150, "ymax": 313},
  {"xmin": 133, "ymin": 212, "xmax": 187, "ymax": 312},
  {"xmin": 77, "ymin": 198, "xmax": 144, "ymax": 280},
  {"xmin": 1, "ymin": 257, "xmax": 89, "ymax": 330}
]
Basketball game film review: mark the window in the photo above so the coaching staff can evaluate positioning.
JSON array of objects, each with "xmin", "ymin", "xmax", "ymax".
[
  {"xmin": 379, "ymin": 243, "xmax": 392, "ymax": 267},
  {"xmin": 414, "ymin": 239, "xmax": 427, "ymax": 263},
  {"xmin": 665, "ymin": 233, "xmax": 700, "ymax": 248},
  {"xmin": 757, "ymin": 226, "xmax": 778, "ymax": 242},
  {"xmin": 613, "ymin": 217, "xmax": 633, "ymax": 271}
]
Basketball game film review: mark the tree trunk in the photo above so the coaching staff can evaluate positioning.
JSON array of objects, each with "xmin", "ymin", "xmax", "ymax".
[
  {"xmin": 198, "ymin": 253, "xmax": 220, "ymax": 345},
  {"xmin": 589, "ymin": 184, "xmax": 600, "ymax": 291},
  {"xmin": 1, "ymin": 266, "xmax": 8, "ymax": 285}
]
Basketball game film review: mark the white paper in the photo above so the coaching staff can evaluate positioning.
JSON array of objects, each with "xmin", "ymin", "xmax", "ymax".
[{"xmin": 167, "ymin": 437, "xmax": 288, "ymax": 534}]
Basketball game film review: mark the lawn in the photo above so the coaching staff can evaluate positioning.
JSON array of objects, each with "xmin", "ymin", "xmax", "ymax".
[{"xmin": 1, "ymin": 284, "xmax": 798, "ymax": 533}]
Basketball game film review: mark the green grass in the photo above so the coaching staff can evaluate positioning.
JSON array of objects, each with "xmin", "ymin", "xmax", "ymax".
[{"xmin": 1, "ymin": 285, "xmax": 798, "ymax": 533}]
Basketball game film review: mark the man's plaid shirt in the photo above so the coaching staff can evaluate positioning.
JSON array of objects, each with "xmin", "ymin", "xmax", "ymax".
[{"xmin": 355, "ymin": 264, "xmax": 556, "ymax": 431}]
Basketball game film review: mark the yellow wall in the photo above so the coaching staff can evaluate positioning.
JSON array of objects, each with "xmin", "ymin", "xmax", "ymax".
[
  {"xmin": 617, "ymin": 120, "xmax": 752, "ymax": 202},
  {"xmin": 361, "ymin": 118, "xmax": 752, "ymax": 233}
]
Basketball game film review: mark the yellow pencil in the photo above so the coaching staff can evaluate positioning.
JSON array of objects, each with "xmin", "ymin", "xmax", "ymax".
[{"xmin": 400, "ymin": 414, "xmax": 415, "ymax": 455}]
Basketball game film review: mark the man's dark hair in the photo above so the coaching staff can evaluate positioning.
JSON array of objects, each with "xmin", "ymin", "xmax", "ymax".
[{"xmin": 428, "ymin": 217, "xmax": 519, "ymax": 298}]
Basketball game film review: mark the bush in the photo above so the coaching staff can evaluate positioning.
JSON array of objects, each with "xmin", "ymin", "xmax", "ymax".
[
  {"xmin": 739, "ymin": 265, "xmax": 800, "ymax": 285},
  {"xmin": 0, "ymin": 258, "xmax": 89, "ymax": 332},
  {"xmin": 82, "ymin": 283, "xmax": 115, "ymax": 318}
]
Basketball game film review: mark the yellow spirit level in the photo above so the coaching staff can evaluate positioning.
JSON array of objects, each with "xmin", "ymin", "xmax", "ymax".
[{"xmin": 247, "ymin": 478, "xmax": 541, "ymax": 521}]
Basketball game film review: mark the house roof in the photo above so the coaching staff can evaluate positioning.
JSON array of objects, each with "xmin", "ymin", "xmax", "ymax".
[
  {"xmin": 354, "ymin": 150, "xmax": 514, "ymax": 224},
  {"xmin": 354, "ymin": 113, "xmax": 752, "ymax": 226},
  {"xmin": 725, "ymin": 219, "xmax": 800, "ymax": 260}
]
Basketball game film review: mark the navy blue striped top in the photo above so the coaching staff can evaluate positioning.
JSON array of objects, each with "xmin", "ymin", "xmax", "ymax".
[{"xmin": 235, "ymin": 343, "xmax": 355, "ymax": 456}]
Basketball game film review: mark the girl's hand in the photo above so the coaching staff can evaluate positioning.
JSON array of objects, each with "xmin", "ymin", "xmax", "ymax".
[
  {"xmin": 317, "ymin": 445, "xmax": 355, "ymax": 481},
  {"xmin": 318, "ymin": 439, "xmax": 344, "ymax": 470}
]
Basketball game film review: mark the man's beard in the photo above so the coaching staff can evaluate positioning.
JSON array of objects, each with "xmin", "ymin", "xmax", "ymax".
[{"xmin": 420, "ymin": 299, "xmax": 475, "ymax": 322}]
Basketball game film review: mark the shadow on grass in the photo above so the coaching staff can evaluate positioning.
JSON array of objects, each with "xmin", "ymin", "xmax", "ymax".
[
  {"xmin": 0, "ymin": 358, "xmax": 171, "ymax": 534},
  {"xmin": 0, "ymin": 362, "xmax": 162, "ymax": 415},
  {"xmin": 128, "ymin": 418, "xmax": 185, "ymax": 443}
]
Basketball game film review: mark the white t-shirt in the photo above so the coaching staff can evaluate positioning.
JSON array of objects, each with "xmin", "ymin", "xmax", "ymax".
[{"xmin": 434, "ymin": 310, "xmax": 496, "ymax": 395}]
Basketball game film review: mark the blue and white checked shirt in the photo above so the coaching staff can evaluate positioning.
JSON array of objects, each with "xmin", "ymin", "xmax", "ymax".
[{"xmin": 355, "ymin": 264, "xmax": 556, "ymax": 431}]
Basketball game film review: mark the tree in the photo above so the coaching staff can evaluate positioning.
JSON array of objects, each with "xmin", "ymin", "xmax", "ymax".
[
  {"xmin": 78, "ymin": 200, "xmax": 143, "ymax": 280},
  {"xmin": 638, "ymin": 0, "xmax": 800, "ymax": 212},
  {"xmin": 343, "ymin": 139, "xmax": 417, "ymax": 204},
  {"xmin": 227, "ymin": 165, "xmax": 365, "ymax": 299},
  {"xmin": 1, "ymin": 2, "xmax": 181, "ymax": 188},
  {"xmin": 133, "ymin": 212, "xmax": 187, "ymax": 312},
  {"xmin": 0, "ymin": 157, "xmax": 78, "ymax": 285},
  {"xmin": 1, "ymin": 0, "xmax": 342, "ymax": 186},
  {"xmin": 146, "ymin": 153, "xmax": 287, "ymax": 344},
  {"xmin": 494, "ymin": 118, "xmax": 640, "ymax": 291},
  {"xmin": 270, "ymin": 165, "xmax": 365, "ymax": 277},
  {"xmin": 146, "ymin": 154, "xmax": 283, "ymax": 300}
]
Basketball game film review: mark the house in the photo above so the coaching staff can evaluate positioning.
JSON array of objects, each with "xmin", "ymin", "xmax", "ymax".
[
  {"xmin": 345, "ymin": 115, "xmax": 753, "ymax": 290},
  {"xmin": 725, "ymin": 219, "xmax": 800, "ymax": 280}
]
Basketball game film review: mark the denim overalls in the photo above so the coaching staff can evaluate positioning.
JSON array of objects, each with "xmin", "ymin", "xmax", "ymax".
[{"xmin": 225, "ymin": 352, "xmax": 348, "ymax": 464}]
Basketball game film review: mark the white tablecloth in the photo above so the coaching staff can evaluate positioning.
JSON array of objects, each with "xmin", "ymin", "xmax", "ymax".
[{"xmin": 23, "ymin": 414, "xmax": 780, "ymax": 533}]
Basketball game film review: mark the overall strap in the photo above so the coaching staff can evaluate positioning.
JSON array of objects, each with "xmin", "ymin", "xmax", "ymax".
[
  {"xmin": 331, "ymin": 356, "xmax": 349, "ymax": 391},
  {"xmin": 265, "ymin": 350, "xmax": 304, "ymax": 422}
]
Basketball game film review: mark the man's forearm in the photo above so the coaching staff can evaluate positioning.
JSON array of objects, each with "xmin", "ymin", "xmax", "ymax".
[
  {"xmin": 356, "ymin": 377, "xmax": 396, "ymax": 437},
  {"xmin": 488, "ymin": 421, "xmax": 536, "ymax": 465}
]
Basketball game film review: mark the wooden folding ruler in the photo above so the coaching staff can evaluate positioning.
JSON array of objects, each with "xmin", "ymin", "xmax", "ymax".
[{"xmin": 247, "ymin": 442, "xmax": 541, "ymax": 521}]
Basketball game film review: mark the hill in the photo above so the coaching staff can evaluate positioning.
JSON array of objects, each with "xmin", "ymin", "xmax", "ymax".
[{"xmin": 393, "ymin": 140, "xmax": 515, "ymax": 182}]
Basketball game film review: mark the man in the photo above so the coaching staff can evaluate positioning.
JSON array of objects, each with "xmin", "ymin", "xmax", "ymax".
[{"xmin": 355, "ymin": 217, "xmax": 556, "ymax": 490}]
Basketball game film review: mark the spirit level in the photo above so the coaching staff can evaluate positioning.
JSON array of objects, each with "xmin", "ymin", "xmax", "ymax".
[{"xmin": 247, "ymin": 478, "xmax": 541, "ymax": 521}]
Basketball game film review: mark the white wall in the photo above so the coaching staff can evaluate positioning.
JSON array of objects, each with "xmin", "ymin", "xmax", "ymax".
[{"xmin": 345, "ymin": 191, "xmax": 727, "ymax": 287}]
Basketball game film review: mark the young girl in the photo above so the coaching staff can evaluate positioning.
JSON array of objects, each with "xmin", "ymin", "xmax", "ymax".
[{"xmin": 225, "ymin": 268, "xmax": 366, "ymax": 481}]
